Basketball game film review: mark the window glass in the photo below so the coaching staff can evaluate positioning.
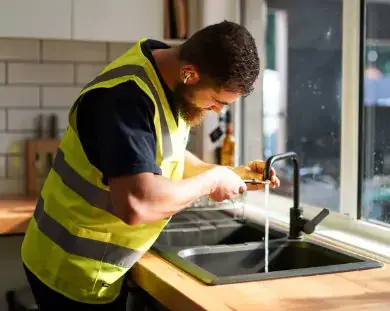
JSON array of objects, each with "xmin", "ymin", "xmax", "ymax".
[
  {"xmin": 361, "ymin": 0, "xmax": 390, "ymax": 225},
  {"xmin": 260, "ymin": 0, "xmax": 343, "ymax": 211}
]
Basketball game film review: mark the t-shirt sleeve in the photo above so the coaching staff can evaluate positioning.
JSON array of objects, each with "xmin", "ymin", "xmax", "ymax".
[{"xmin": 89, "ymin": 82, "xmax": 162, "ymax": 179}]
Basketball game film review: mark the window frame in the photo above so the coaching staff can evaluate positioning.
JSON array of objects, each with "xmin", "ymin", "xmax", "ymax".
[{"xmin": 339, "ymin": 0, "xmax": 362, "ymax": 220}]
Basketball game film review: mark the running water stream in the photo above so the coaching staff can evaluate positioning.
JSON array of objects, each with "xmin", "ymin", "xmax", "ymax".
[{"xmin": 264, "ymin": 181, "xmax": 271, "ymax": 273}]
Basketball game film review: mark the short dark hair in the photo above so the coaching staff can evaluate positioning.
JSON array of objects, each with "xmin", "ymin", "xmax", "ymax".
[{"xmin": 178, "ymin": 20, "xmax": 260, "ymax": 96}]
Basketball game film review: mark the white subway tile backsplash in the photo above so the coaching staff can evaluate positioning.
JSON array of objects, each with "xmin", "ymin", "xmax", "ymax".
[
  {"xmin": 0, "ymin": 109, "xmax": 6, "ymax": 130},
  {"xmin": 75, "ymin": 63, "xmax": 104, "ymax": 85},
  {"xmin": 1, "ymin": 38, "xmax": 116, "ymax": 194},
  {"xmin": 0, "ymin": 179, "xmax": 24, "ymax": 195},
  {"xmin": 42, "ymin": 40, "xmax": 107, "ymax": 62},
  {"xmin": 108, "ymin": 42, "xmax": 132, "ymax": 61},
  {"xmin": 0, "ymin": 62, "xmax": 5, "ymax": 83},
  {"xmin": 8, "ymin": 63, "xmax": 74, "ymax": 84},
  {"xmin": 0, "ymin": 133, "xmax": 31, "ymax": 155},
  {"xmin": 42, "ymin": 86, "xmax": 81, "ymax": 108},
  {"xmin": 0, "ymin": 86, "xmax": 40, "ymax": 107},
  {"xmin": 0, "ymin": 39, "xmax": 40, "ymax": 61},
  {"xmin": 7, "ymin": 109, "xmax": 69, "ymax": 131}
]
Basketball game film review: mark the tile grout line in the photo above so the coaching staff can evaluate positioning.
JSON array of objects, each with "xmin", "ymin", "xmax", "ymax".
[
  {"xmin": 0, "ymin": 152, "xmax": 24, "ymax": 156},
  {"xmin": 5, "ymin": 153, "xmax": 9, "ymax": 179},
  {"xmin": 4, "ymin": 60, "xmax": 8, "ymax": 85},
  {"xmin": 0, "ymin": 106, "xmax": 68, "ymax": 110},
  {"xmin": 106, "ymin": 42, "xmax": 110, "ymax": 63},
  {"xmin": 5, "ymin": 59, "xmax": 108, "ymax": 65},
  {"xmin": 73, "ymin": 62, "xmax": 77, "ymax": 85},
  {"xmin": 0, "ymin": 82, "xmax": 80, "ymax": 87},
  {"xmin": 39, "ymin": 39, "xmax": 43, "ymax": 64},
  {"xmin": 5, "ymin": 108, "xmax": 8, "ymax": 131},
  {"xmin": 39, "ymin": 84, "xmax": 43, "ymax": 108}
]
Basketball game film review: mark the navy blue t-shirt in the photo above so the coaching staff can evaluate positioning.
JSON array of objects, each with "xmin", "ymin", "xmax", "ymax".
[{"xmin": 76, "ymin": 40, "xmax": 178, "ymax": 185}]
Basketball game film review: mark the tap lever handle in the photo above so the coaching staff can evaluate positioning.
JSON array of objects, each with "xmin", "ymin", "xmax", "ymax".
[{"xmin": 303, "ymin": 208, "xmax": 330, "ymax": 234}]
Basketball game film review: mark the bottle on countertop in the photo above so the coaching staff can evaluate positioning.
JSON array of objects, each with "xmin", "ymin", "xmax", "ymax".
[{"xmin": 220, "ymin": 109, "xmax": 235, "ymax": 167}]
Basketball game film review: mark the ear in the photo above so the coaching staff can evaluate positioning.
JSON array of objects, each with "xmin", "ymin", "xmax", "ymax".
[{"xmin": 180, "ymin": 65, "xmax": 200, "ymax": 85}]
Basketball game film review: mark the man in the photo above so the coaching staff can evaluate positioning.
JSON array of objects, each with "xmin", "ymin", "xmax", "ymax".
[{"xmin": 21, "ymin": 20, "xmax": 279, "ymax": 310}]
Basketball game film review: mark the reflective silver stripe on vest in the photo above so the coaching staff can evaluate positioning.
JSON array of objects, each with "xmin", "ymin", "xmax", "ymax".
[
  {"xmin": 34, "ymin": 197, "xmax": 143, "ymax": 268},
  {"xmin": 84, "ymin": 64, "xmax": 173, "ymax": 158},
  {"xmin": 52, "ymin": 149, "xmax": 113, "ymax": 213}
]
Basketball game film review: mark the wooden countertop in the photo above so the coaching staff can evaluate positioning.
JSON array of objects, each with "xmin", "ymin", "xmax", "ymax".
[
  {"xmin": 133, "ymin": 253, "xmax": 390, "ymax": 311},
  {"xmin": 0, "ymin": 196, "xmax": 37, "ymax": 234},
  {"xmin": 2, "ymin": 197, "xmax": 390, "ymax": 310}
]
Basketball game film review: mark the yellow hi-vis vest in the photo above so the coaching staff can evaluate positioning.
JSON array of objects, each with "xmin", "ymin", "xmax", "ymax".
[{"xmin": 21, "ymin": 38, "xmax": 190, "ymax": 304}]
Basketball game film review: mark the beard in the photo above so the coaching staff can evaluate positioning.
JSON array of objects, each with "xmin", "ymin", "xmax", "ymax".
[{"xmin": 173, "ymin": 83, "xmax": 206, "ymax": 128}]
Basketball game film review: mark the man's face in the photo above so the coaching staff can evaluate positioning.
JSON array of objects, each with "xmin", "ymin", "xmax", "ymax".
[{"xmin": 173, "ymin": 82, "xmax": 241, "ymax": 127}]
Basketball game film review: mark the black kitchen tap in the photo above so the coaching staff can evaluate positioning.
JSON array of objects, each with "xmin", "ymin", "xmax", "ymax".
[{"xmin": 264, "ymin": 152, "xmax": 330, "ymax": 239}]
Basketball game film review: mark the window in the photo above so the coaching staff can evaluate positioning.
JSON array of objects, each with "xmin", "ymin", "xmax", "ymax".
[
  {"xmin": 241, "ymin": 0, "xmax": 390, "ymax": 229},
  {"xmin": 243, "ymin": 0, "xmax": 343, "ymax": 212},
  {"xmin": 361, "ymin": 0, "xmax": 390, "ymax": 226}
]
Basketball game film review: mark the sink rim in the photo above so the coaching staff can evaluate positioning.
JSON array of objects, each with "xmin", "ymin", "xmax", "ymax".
[
  {"xmin": 153, "ymin": 220, "xmax": 288, "ymax": 251},
  {"xmin": 151, "ymin": 238, "xmax": 384, "ymax": 285},
  {"xmin": 176, "ymin": 238, "xmax": 378, "ymax": 260}
]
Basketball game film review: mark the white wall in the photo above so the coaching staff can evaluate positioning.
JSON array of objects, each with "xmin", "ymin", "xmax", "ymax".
[
  {"xmin": 0, "ymin": 38, "xmax": 133, "ymax": 195},
  {"xmin": 195, "ymin": 0, "xmax": 242, "ymax": 164}
]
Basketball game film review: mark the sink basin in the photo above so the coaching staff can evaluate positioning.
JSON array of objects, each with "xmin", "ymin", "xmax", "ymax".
[
  {"xmin": 154, "ymin": 210, "xmax": 287, "ymax": 248},
  {"xmin": 152, "ymin": 210, "xmax": 383, "ymax": 285},
  {"xmin": 155, "ymin": 222, "xmax": 285, "ymax": 248},
  {"xmin": 174, "ymin": 240, "xmax": 383, "ymax": 284}
]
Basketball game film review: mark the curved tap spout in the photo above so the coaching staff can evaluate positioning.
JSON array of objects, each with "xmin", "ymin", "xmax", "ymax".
[
  {"xmin": 263, "ymin": 152, "xmax": 329, "ymax": 239},
  {"xmin": 264, "ymin": 151, "xmax": 299, "ymax": 209}
]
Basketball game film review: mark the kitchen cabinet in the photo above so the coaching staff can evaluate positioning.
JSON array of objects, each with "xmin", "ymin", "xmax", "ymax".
[
  {"xmin": 72, "ymin": 0, "xmax": 164, "ymax": 42},
  {"xmin": 0, "ymin": 0, "xmax": 72, "ymax": 39},
  {"xmin": 0, "ymin": 0, "xmax": 201, "ymax": 43},
  {"xmin": 0, "ymin": 0, "xmax": 165, "ymax": 42}
]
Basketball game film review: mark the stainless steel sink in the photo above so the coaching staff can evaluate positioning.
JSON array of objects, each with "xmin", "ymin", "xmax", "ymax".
[{"xmin": 152, "ymin": 210, "xmax": 383, "ymax": 285}]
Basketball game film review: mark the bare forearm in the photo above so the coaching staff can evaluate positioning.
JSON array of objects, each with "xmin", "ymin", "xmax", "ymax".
[
  {"xmin": 109, "ymin": 171, "xmax": 215, "ymax": 225},
  {"xmin": 109, "ymin": 151, "xmax": 251, "ymax": 225},
  {"xmin": 129, "ymin": 174, "xmax": 212, "ymax": 222}
]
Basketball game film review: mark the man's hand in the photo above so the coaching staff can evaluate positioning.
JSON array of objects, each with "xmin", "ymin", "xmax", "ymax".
[
  {"xmin": 233, "ymin": 160, "xmax": 280, "ymax": 190},
  {"xmin": 182, "ymin": 151, "xmax": 279, "ymax": 194},
  {"xmin": 205, "ymin": 166, "xmax": 247, "ymax": 202}
]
